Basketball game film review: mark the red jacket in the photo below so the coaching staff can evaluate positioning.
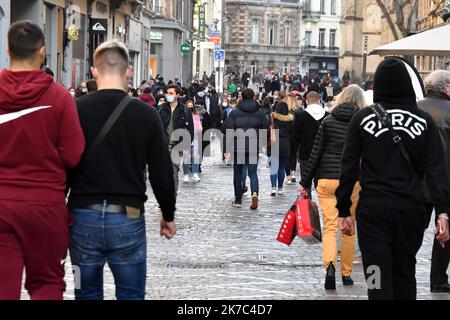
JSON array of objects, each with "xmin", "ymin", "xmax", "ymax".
[
  {"xmin": 140, "ymin": 92, "xmax": 156, "ymax": 107},
  {"xmin": 0, "ymin": 70, "xmax": 85, "ymax": 203}
]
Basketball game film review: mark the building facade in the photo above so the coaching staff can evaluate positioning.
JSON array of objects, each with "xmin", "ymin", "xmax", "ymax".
[
  {"xmin": 224, "ymin": 0, "xmax": 302, "ymax": 76},
  {"xmin": 416, "ymin": 0, "xmax": 450, "ymax": 75},
  {"xmin": 149, "ymin": 0, "xmax": 195, "ymax": 86},
  {"xmin": 300, "ymin": 0, "xmax": 341, "ymax": 78},
  {"xmin": 192, "ymin": 0, "xmax": 225, "ymax": 81},
  {"xmin": 0, "ymin": 0, "xmax": 195, "ymax": 88},
  {"xmin": 339, "ymin": 0, "xmax": 384, "ymax": 84}
]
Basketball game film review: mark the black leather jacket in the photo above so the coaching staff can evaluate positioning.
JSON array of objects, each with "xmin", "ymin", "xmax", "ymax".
[{"xmin": 417, "ymin": 91, "xmax": 450, "ymax": 203}]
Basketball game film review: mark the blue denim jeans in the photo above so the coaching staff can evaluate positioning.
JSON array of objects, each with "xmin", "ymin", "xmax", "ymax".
[
  {"xmin": 234, "ymin": 162, "xmax": 258, "ymax": 203},
  {"xmin": 182, "ymin": 145, "xmax": 201, "ymax": 174},
  {"xmin": 69, "ymin": 201, "xmax": 146, "ymax": 300},
  {"xmin": 270, "ymin": 155, "xmax": 288, "ymax": 189},
  {"xmin": 241, "ymin": 164, "xmax": 248, "ymax": 187}
]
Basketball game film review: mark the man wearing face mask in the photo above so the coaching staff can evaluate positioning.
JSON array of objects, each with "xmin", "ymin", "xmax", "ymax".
[
  {"xmin": 76, "ymin": 82, "xmax": 88, "ymax": 98},
  {"xmin": 69, "ymin": 87, "xmax": 77, "ymax": 98},
  {"xmin": 0, "ymin": 21, "xmax": 85, "ymax": 299},
  {"xmin": 159, "ymin": 84, "xmax": 194, "ymax": 193}
]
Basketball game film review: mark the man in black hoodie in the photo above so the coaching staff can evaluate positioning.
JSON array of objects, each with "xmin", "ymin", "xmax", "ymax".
[
  {"xmin": 417, "ymin": 70, "xmax": 450, "ymax": 293},
  {"xmin": 225, "ymin": 89, "xmax": 268, "ymax": 210},
  {"xmin": 335, "ymin": 57, "xmax": 449, "ymax": 300}
]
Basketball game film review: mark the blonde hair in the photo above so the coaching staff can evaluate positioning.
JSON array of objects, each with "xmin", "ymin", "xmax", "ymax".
[
  {"xmin": 93, "ymin": 39, "xmax": 129, "ymax": 75},
  {"xmin": 284, "ymin": 94, "xmax": 298, "ymax": 111},
  {"xmin": 335, "ymin": 84, "xmax": 366, "ymax": 109}
]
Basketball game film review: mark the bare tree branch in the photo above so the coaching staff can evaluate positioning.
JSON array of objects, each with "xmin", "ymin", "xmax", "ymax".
[
  {"xmin": 375, "ymin": 0, "xmax": 400, "ymax": 40},
  {"xmin": 407, "ymin": 0, "xmax": 419, "ymax": 32},
  {"xmin": 393, "ymin": 0, "xmax": 409, "ymax": 37}
]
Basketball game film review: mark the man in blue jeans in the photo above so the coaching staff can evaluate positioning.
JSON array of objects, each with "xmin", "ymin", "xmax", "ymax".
[
  {"xmin": 225, "ymin": 88, "xmax": 268, "ymax": 210},
  {"xmin": 68, "ymin": 40, "xmax": 176, "ymax": 300}
]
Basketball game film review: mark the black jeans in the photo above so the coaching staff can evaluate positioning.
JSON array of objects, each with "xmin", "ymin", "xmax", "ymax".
[
  {"xmin": 357, "ymin": 205, "xmax": 426, "ymax": 300},
  {"xmin": 233, "ymin": 154, "xmax": 258, "ymax": 203},
  {"xmin": 285, "ymin": 141, "xmax": 299, "ymax": 176},
  {"xmin": 426, "ymin": 204, "xmax": 450, "ymax": 286}
]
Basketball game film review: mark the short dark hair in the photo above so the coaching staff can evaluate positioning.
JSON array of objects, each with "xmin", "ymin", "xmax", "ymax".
[
  {"xmin": 143, "ymin": 87, "xmax": 152, "ymax": 94},
  {"xmin": 8, "ymin": 21, "xmax": 45, "ymax": 61},
  {"xmin": 165, "ymin": 84, "xmax": 181, "ymax": 95},
  {"xmin": 242, "ymin": 88, "xmax": 255, "ymax": 100},
  {"xmin": 86, "ymin": 79, "xmax": 97, "ymax": 93}
]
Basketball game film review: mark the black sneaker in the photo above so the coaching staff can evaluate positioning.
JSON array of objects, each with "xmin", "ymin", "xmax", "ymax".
[
  {"xmin": 242, "ymin": 186, "xmax": 248, "ymax": 195},
  {"xmin": 342, "ymin": 276, "xmax": 354, "ymax": 286},
  {"xmin": 430, "ymin": 283, "xmax": 450, "ymax": 293},
  {"xmin": 325, "ymin": 263, "xmax": 336, "ymax": 290}
]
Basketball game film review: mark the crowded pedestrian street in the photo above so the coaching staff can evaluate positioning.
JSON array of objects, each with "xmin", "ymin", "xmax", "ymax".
[
  {"xmin": 20, "ymin": 139, "xmax": 446, "ymax": 301},
  {"xmin": 2, "ymin": 0, "xmax": 450, "ymax": 303}
]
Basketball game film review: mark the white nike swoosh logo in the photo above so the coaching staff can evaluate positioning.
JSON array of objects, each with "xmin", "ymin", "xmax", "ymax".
[{"xmin": 0, "ymin": 106, "xmax": 52, "ymax": 125}]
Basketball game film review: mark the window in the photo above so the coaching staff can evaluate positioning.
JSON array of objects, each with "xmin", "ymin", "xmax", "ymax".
[
  {"xmin": 329, "ymin": 29, "xmax": 336, "ymax": 48},
  {"xmin": 251, "ymin": 19, "xmax": 259, "ymax": 44},
  {"xmin": 320, "ymin": 0, "xmax": 326, "ymax": 14},
  {"xmin": 305, "ymin": 31, "xmax": 312, "ymax": 47},
  {"xmin": 331, "ymin": 0, "xmax": 337, "ymax": 15},
  {"xmin": 310, "ymin": 62, "xmax": 320, "ymax": 70},
  {"xmin": 284, "ymin": 21, "xmax": 291, "ymax": 46},
  {"xmin": 319, "ymin": 29, "xmax": 326, "ymax": 48},
  {"xmin": 283, "ymin": 62, "xmax": 290, "ymax": 75},
  {"xmin": 305, "ymin": 0, "xmax": 311, "ymax": 11},
  {"xmin": 268, "ymin": 21, "xmax": 276, "ymax": 45},
  {"xmin": 251, "ymin": 61, "xmax": 257, "ymax": 75}
]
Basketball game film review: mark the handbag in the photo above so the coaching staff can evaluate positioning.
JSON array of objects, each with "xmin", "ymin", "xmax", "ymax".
[
  {"xmin": 269, "ymin": 114, "xmax": 277, "ymax": 146},
  {"xmin": 277, "ymin": 196, "xmax": 322, "ymax": 246},
  {"xmin": 295, "ymin": 195, "xmax": 322, "ymax": 244},
  {"xmin": 276, "ymin": 201, "xmax": 297, "ymax": 246}
]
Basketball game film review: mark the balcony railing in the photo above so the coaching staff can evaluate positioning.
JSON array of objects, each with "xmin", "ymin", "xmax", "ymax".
[
  {"xmin": 302, "ymin": 10, "xmax": 322, "ymax": 20},
  {"xmin": 225, "ymin": 43, "xmax": 300, "ymax": 55},
  {"xmin": 301, "ymin": 46, "xmax": 339, "ymax": 57}
]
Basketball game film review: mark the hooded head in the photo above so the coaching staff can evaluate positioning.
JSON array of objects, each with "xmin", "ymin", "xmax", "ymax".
[
  {"xmin": 373, "ymin": 57, "xmax": 425, "ymax": 106},
  {"xmin": 0, "ymin": 21, "xmax": 54, "ymax": 111}
]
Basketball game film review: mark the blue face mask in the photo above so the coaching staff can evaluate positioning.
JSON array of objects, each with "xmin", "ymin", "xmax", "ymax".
[{"xmin": 166, "ymin": 95, "xmax": 176, "ymax": 103}]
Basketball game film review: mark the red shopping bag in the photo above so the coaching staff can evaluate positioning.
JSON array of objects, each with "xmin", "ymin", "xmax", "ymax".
[
  {"xmin": 295, "ymin": 196, "xmax": 322, "ymax": 244},
  {"xmin": 276, "ymin": 203, "xmax": 297, "ymax": 246}
]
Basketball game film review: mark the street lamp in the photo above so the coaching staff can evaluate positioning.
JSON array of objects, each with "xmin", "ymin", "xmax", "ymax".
[{"xmin": 362, "ymin": 35, "xmax": 368, "ymax": 84}]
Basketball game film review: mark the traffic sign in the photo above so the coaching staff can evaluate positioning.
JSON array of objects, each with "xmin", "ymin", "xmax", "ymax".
[{"xmin": 214, "ymin": 50, "xmax": 225, "ymax": 61}]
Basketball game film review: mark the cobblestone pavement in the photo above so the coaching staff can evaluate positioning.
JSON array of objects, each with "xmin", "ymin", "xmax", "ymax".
[{"xmin": 23, "ymin": 138, "xmax": 450, "ymax": 300}]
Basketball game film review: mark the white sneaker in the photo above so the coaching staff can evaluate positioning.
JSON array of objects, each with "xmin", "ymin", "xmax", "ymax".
[
  {"xmin": 183, "ymin": 175, "xmax": 190, "ymax": 183},
  {"xmin": 277, "ymin": 189, "xmax": 283, "ymax": 195},
  {"xmin": 271, "ymin": 188, "xmax": 277, "ymax": 196},
  {"xmin": 192, "ymin": 173, "xmax": 201, "ymax": 182}
]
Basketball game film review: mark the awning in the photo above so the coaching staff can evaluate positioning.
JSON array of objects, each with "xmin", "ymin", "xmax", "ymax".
[{"xmin": 370, "ymin": 24, "xmax": 450, "ymax": 56}]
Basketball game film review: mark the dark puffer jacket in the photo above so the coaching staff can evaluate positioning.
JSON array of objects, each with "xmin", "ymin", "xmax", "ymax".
[
  {"xmin": 225, "ymin": 99, "xmax": 268, "ymax": 154},
  {"xmin": 300, "ymin": 103, "xmax": 360, "ymax": 188}
]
